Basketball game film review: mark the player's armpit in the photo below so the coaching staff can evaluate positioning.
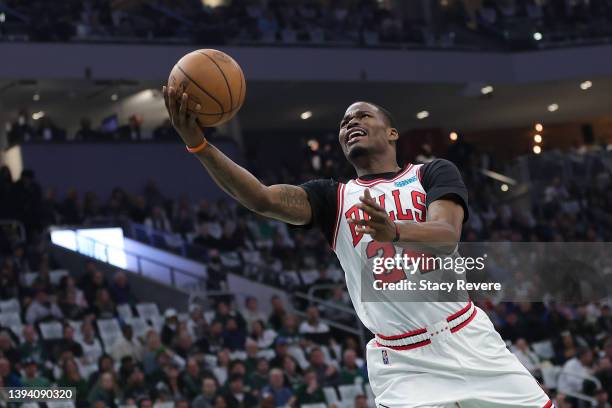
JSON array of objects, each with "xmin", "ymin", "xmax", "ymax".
[{"xmin": 260, "ymin": 184, "xmax": 313, "ymax": 226}]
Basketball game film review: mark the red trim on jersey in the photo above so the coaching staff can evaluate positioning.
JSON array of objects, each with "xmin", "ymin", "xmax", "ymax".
[
  {"xmin": 542, "ymin": 400, "xmax": 553, "ymax": 408},
  {"xmin": 376, "ymin": 328, "xmax": 427, "ymax": 341},
  {"xmin": 450, "ymin": 308, "xmax": 477, "ymax": 333},
  {"xmin": 376, "ymin": 339, "xmax": 432, "ymax": 351},
  {"xmin": 331, "ymin": 183, "xmax": 346, "ymax": 251},
  {"xmin": 416, "ymin": 164, "xmax": 423, "ymax": 182},
  {"xmin": 446, "ymin": 301, "xmax": 472, "ymax": 322},
  {"xmin": 354, "ymin": 164, "xmax": 413, "ymax": 187}
]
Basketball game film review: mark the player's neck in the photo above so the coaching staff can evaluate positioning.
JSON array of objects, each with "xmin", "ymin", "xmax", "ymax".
[{"xmin": 353, "ymin": 155, "xmax": 401, "ymax": 177}]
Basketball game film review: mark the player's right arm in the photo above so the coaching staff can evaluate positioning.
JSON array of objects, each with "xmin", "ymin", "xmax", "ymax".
[{"xmin": 162, "ymin": 86, "xmax": 312, "ymax": 225}]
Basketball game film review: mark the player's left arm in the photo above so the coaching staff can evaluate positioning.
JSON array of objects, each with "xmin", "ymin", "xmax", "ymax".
[{"xmin": 348, "ymin": 189, "xmax": 464, "ymax": 247}]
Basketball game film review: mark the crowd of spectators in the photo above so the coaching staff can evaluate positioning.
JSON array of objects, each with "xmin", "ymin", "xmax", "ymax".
[
  {"xmin": 1, "ymin": 139, "xmax": 612, "ymax": 406},
  {"xmin": 2, "ymin": 0, "xmax": 612, "ymax": 49},
  {"xmin": 4, "ymin": 110, "xmax": 182, "ymax": 147}
]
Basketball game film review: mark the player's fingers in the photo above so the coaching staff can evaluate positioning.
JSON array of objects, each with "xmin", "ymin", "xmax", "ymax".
[
  {"xmin": 178, "ymin": 93, "xmax": 188, "ymax": 126},
  {"xmin": 357, "ymin": 203, "xmax": 387, "ymax": 221},
  {"xmin": 167, "ymin": 87, "xmax": 177, "ymax": 123},
  {"xmin": 347, "ymin": 218, "xmax": 368, "ymax": 226},
  {"xmin": 359, "ymin": 194, "xmax": 383, "ymax": 211},
  {"xmin": 189, "ymin": 104, "xmax": 202, "ymax": 126},
  {"xmin": 357, "ymin": 225, "xmax": 375, "ymax": 235}
]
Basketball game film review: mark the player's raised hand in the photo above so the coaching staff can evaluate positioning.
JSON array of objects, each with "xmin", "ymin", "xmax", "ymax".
[
  {"xmin": 162, "ymin": 85, "xmax": 206, "ymax": 148},
  {"xmin": 348, "ymin": 188, "xmax": 398, "ymax": 242}
]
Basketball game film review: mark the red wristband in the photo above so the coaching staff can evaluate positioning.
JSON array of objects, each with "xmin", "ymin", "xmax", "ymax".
[{"xmin": 186, "ymin": 139, "xmax": 208, "ymax": 154}]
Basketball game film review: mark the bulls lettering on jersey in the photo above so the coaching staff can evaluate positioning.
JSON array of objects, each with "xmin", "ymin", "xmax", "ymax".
[{"xmin": 300, "ymin": 159, "xmax": 469, "ymax": 335}]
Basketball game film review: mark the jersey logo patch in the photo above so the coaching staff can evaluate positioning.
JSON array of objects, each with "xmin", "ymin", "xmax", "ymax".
[
  {"xmin": 382, "ymin": 349, "xmax": 390, "ymax": 365},
  {"xmin": 394, "ymin": 176, "xmax": 417, "ymax": 187}
]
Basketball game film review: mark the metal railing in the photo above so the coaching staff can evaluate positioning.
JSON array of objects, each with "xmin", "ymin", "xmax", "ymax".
[{"xmin": 53, "ymin": 232, "xmax": 206, "ymax": 292}]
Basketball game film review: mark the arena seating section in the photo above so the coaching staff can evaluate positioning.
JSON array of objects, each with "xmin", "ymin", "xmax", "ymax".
[
  {"xmin": 1, "ymin": 140, "xmax": 612, "ymax": 407},
  {"xmin": 1, "ymin": 0, "xmax": 612, "ymax": 50}
]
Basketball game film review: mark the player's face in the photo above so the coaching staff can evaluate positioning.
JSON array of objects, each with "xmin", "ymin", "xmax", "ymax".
[{"xmin": 338, "ymin": 102, "xmax": 395, "ymax": 161}]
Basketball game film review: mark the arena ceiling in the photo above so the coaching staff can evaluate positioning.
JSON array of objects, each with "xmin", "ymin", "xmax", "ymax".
[{"xmin": 1, "ymin": 76, "xmax": 612, "ymax": 134}]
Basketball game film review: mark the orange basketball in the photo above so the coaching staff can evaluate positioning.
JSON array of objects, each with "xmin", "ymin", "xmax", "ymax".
[{"xmin": 167, "ymin": 49, "xmax": 246, "ymax": 127}]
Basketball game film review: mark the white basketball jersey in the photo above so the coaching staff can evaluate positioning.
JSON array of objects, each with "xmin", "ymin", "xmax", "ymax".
[{"xmin": 331, "ymin": 164, "xmax": 466, "ymax": 337}]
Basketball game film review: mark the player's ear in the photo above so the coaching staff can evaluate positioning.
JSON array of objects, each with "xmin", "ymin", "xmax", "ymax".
[{"xmin": 388, "ymin": 127, "xmax": 399, "ymax": 142}]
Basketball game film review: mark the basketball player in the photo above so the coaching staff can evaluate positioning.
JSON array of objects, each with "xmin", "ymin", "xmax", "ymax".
[{"xmin": 162, "ymin": 86, "xmax": 553, "ymax": 408}]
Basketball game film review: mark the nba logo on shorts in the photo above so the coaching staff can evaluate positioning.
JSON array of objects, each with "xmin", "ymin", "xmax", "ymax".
[{"xmin": 382, "ymin": 350, "xmax": 389, "ymax": 365}]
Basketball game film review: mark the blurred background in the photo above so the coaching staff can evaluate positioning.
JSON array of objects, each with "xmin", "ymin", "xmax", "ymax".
[{"xmin": 1, "ymin": 0, "xmax": 612, "ymax": 407}]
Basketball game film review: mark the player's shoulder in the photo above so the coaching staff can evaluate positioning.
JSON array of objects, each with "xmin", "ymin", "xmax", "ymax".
[{"xmin": 420, "ymin": 158, "xmax": 460, "ymax": 174}]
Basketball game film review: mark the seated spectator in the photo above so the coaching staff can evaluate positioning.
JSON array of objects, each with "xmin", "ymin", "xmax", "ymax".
[
  {"xmin": 0, "ymin": 357, "xmax": 22, "ymax": 387},
  {"xmin": 31, "ymin": 266, "xmax": 53, "ymax": 294},
  {"xmin": 18, "ymin": 325, "xmax": 48, "ymax": 365},
  {"xmin": 174, "ymin": 328, "xmax": 198, "ymax": 359},
  {"xmin": 59, "ymin": 275, "xmax": 88, "ymax": 307},
  {"xmin": 242, "ymin": 297, "xmax": 266, "ymax": 332},
  {"xmin": 249, "ymin": 320, "xmax": 276, "ymax": 349},
  {"xmin": 222, "ymin": 373, "xmax": 258, "ymax": 408},
  {"xmin": 193, "ymin": 223, "xmax": 221, "ymax": 250},
  {"xmin": 156, "ymin": 362, "xmax": 184, "ymax": 401},
  {"xmin": 145, "ymin": 206, "xmax": 172, "ymax": 232},
  {"xmin": 92, "ymin": 288, "xmax": 116, "ymax": 319},
  {"xmin": 21, "ymin": 359, "xmax": 51, "ymax": 387},
  {"xmin": 261, "ymin": 367, "xmax": 295, "ymax": 407},
  {"xmin": 207, "ymin": 321, "xmax": 225, "ymax": 354},
  {"xmin": 282, "ymin": 355, "xmax": 302, "ymax": 388},
  {"xmin": 338, "ymin": 349, "xmax": 366, "ymax": 385},
  {"xmin": 161, "ymin": 308, "xmax": 180, "ymax": 346},
  {"xmin": 79, "ymin": 263, "xmax": 109, "ymax": 303},
  {"xmin": 295, "ymin": 368, "xmax": 326, "ymax": 406},
  {"xmin": 313, "ymin": 267, "xmax": 335, "ymax": 297},
  {"xmin": 0, "ymin": 261, "xmax": 19, "ymax": 299},
  {"xmin": 123, "ymin": 366, "xmax": 149, "ymax": 401},
  {"xmin": 53, "ymin": 324, "xmax": 84, "ymax": 361},
  {"xmin": 270, "ymin": 337, "xmax": 291, "ymax": 369},
  {"xmin": 79, "ymin": 321, "xmax": 104, "ymax": 367},
  {"xmin": 308, "ymin": 348, "xmax": 338, "ymax": 387},
  {"xmin": 109, "ymin": 270, "xmax": 135, "ymax": 305},
  {"xmin": 180, "ymin": 357, "xmax": 204, "ymax": 399},
  {"xmin": 88, "ymin": 354, "xmax": 116, "ymax": 389},
  {"xmin": 57, "ymin": 358, "xmax": 89, "ymax": 405},
  {"xmin": 142, "ymin": 330, "xmax": 165, "ymax": 376},
  {"xmin": 277, "ymin": 314, "xmax": 301, "ymax": 345},
  {"xmin": 111, "ymin": 324, "xmax": 143, "ymax": 362},
  {"xmin": 88, "ymin": 371, "xmax": 122, "ymax": 407},
  {"xmin": 299, "ymin": 306, "xmax": 330, "ymax": 343},
  {"xmin": 558, "ymin": 346, "xmax": 594, "ymax": 394},
  {"xmin": 247, "ymin": 357, "xmax": 270, "ymax": 392},
  {"xmin": 214, "ymin": 302, "xmax": 246, "ymax": 330},
  {"xmin": 223, "ymin": 317, "xmax": 246, "ymax": 351},
  {"xmin": 58, "ymin": 276, "xmax": 88, "ymax": 320},
  {"xmin": 212, "ymin": 349, "xmax": 231, "ymax": 386},
  {"xmin": 25, "ymin": 289, "xmax": 63, "ymax": 324},
  {"xmin": 192, "ymin": 376, "xmax": 219, "ymax": 408},
  {"xmin": 0, "ymin": 331, "xmax": 20, "ymax": 366},
  {"xmin": 511, "ymin": 338, "xmax": 541, "ymax": 378}
]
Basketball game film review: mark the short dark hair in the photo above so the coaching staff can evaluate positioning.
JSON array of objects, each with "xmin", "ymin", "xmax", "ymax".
[{"xmin": 361, "ymin": 101, "xmax": 396, "ymax": 128}]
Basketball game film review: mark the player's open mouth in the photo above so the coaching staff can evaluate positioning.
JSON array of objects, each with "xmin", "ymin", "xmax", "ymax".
[{"xmin": 346, "ymin": 127, "xmax": 368, "ymax": 146}]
